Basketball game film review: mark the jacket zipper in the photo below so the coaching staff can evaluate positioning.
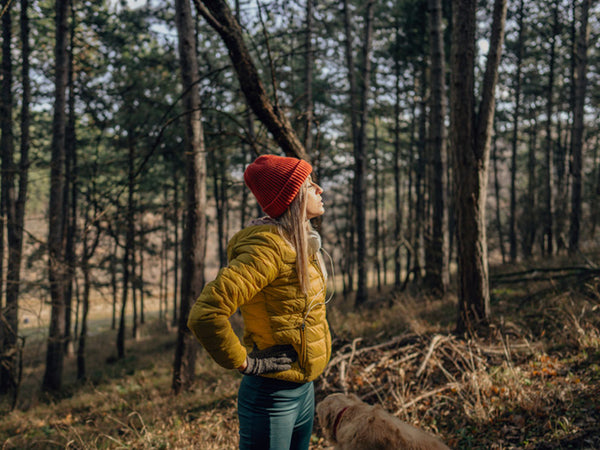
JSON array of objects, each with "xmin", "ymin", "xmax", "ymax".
[
  {"xmin": 299, "ymin": 256, "xmax": 326, "ymax": 371},
  {"xmin": 300, "ymin": 322, "xmax": 307, "ymax": 367}
]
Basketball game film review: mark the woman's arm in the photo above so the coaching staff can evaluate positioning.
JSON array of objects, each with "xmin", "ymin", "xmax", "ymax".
[{"xmin": 187, "ymin": 230, "xmax": 283, "ymax": 369}]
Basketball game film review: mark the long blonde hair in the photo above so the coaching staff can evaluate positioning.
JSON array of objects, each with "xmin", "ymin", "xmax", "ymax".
[{"xmin": 277, "ymin": 180, "xmax": 313, "ymax": 295}]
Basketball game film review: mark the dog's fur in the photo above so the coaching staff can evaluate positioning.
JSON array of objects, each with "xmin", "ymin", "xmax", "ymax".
[{"xmin": 316, "ymin": 393, "xmax": 451, "ymax": 450}]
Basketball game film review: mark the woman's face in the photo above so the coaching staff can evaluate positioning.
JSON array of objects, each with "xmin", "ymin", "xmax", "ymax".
[{"xmin": 306, "ymin": 176, "xmax": 324, "ymax": 220}]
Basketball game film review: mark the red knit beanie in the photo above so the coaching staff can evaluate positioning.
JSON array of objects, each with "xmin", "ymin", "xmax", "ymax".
[{"xmin": 244, "ymin": 155, "xmax": 313, "ymax": 218}]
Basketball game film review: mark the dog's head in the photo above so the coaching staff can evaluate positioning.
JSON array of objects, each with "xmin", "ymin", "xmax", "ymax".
[
  {"xmin": 317, "ymin": 393, "xmax": 451, "ymax": 450},
  {"xmin": 316, "ymin": 393, "xmax": 362, "ymax": 442}
]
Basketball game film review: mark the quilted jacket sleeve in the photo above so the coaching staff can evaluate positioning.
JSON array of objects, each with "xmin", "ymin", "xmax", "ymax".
[{"xmin": 187, "ymin": 229, "xmax": 283, "ymax": 370}]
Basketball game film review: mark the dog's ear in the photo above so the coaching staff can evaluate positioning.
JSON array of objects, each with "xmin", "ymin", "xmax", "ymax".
[{"xmin": 316, "ymin": 399, "xmax": 335, "ymax": 440}]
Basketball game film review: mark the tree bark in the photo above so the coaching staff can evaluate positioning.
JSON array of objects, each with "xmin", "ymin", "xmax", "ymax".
[
  {"xmin": 0, "ymin": 0, "xmax": 17, "ymax": 396},
  {"xmin": 393, "ymin": 17, "xmax": 403, "ymax": 290},
  {"xmin": 424, "ymin": 0, "xmax": 448, "ymax": 294},
  {"xmin": 110, "ymin": 237, "xmax": 118, "ymax": 330},
  {"xmin": 116, "ymin": 137, "xmax": 135, "ymax": 359},
  {"xmin": 43, "ymin": 0, "xmax": 70, "ymax": 392},
  {"xmin": 4, "ymin": 0, "xmax": 31, "ymax": 402},
  {"xmin": 492, "ymin": 120, "xmax": 506, "ymax": 263},
  {"xmin": 592, "ymin": 132, "xmax": 600, "ymax": 238},
  {"xmin": 173, "ymin": 0, "xmax": 206, "ymax": 394},
  {"xmin": 414, "ymin": 67, "xmax": 427, "ymax": 284},
  {"xmin": 139, "ymin": 233, "xmax": 145, "ymax": 325},
  {"xmin": 159, "ymin": 199, "xmax": 167, "ymax": 321},
  {"xmin": 373, "ymin": 122, "xmax": 381, "ymax": 292},
  {"xmin": 568, "ymin": 0, "xmax": 591, "ymax": 253},
  {"xmin": 542, "ymin": 2, "xmax": 559, "ymax": 256},
  {"xmin": 131, "ymin": 228, "xmax": 138, "ymax": 339},
  {"xmin": 63, "ymin": 2, "xmax": 77, "ymax": 355},
  {"xmin": 342, "ymin": 0, "xmax": 375, "ymax": 307},
  {"xmin": 509, "ymin": 0, "xmax": 524, "ymax": 262},
  {"xmin": 522, "ymin": 115, "xmax": 538, "ymax": 258},
  {"xmin": 451, "ymin": 0, "xmax": 507, "ymax": 334},
  {"xmin": 0, "ymin": 0, "xmax": 11, "ymax": 330},
  {"xmin": 172, "ymin": 170, "xmax": 180, "ymax": 328},
  {"xmin": 405, "ymin": 91, "xmax": 417, "ymax": 284},
  {"xmin": 210, "ymin": 144, "xmax": 228, "ymax": 268},
  {"xmin": 77, "ymin": 239, "xmax": 91, "ymax": 380},
  {"xmin": 235, "ymin": 0, "xmax": 255, "ymax": 230},
  {"xmin": 77, "ymin": 195, "xmax": 100, "ymax": 380},
  {"xmin": 303, "ymin": 0, "xmax": 314, "ymax": 154}
]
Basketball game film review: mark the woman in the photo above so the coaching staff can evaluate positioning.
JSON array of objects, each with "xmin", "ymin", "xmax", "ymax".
[{"xmin": 188, "ymin": 154, "xmax": 331, "ymax": 449}]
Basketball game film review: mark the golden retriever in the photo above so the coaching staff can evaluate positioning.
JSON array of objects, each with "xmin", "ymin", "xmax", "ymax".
[{"xmin": 316, "ymin": 393, "xmax": 451, "ymax": 450}]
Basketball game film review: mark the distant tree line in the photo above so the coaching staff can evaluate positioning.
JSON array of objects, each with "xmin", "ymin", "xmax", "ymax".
[{"xmin": 0, "ymin": 0, "xmax": 597, "ymax": 402}]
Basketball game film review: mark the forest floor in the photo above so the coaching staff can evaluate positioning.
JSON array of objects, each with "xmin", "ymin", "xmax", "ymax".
[{"xmin": 1, "ymin": 256, "xmax": 600, "ymax": 449}]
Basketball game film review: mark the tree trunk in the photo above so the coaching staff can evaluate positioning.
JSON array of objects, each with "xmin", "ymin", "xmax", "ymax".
[
  {"xmin": 492, "ymin": 121, "xmax": 506, "ymax": 263},
  {"xmin": 373, "ymin": 122, "xmax": 381, "ymax": 292},
  {"xmin": 139, "ymin": 232, "xmax": 145, "ymax": 325},
  {"xmin": 303, "ymin": 0, "xmax": 314, "ymax": 154},
  {"xmin": 77, "ymin": 206, "xmax": 100, "ymax": 381},
  {"xmin": 0, "ymin": 0, "xmax": 11, "ymax": 336},
  {"xmin": 116, "ymin": 235, "xmax": 130, "ymax": 359},
  {"xmin": 509, "ymin": 0, "xmax": 524, "ymax": 262},
  {"xmin": 43, "ymin": 0, "xmax": 70, "ymax": 392},
  {"xmin": 393, "ymin": 17, "xmax": 403, "ymax": 289},
  {"xmin": 522, "ymin": 116, "xmax": 538, "ymax": 258},
  {"xmin": 77, "ymin": 244, "xmax": 90, "ymax": 381},
  {"xmin": 235, "ymin": 0, "xmax": 255, "ymax": 229},
  {"xmin": 173, "ymin": 0, "xmax": 206, "ymax": 394},
  {"xmin": 568, "ymin": 0, "xmax": 591, "ymax": 253},
  {"xmin": 340, "ymin": 195, "xmax": 354, "ymax": 297},
  {"xmin": 116, "ymin": 137, "xmax": 135, "ymax": 358},
  {"xmin": 414, "ymin": 67, "xmax": 427, "ymax": 285},
  {"xmin": 591, "ymin": 132, "xmax": 600, "ymax": 238},
  {"xmin": 555, "ymin": 117, "xmax": 568, "ymax": 252},
  {"xmin": 64, "ymin": 3, "xmax": 77, "ymax": 356},
  {"xmin": 159, "ymin": 199, "xmax": 167, "ymax": 321},
  {"xmin": 342, "ymin": 0, "xmax": 358, "ymax": 298},
  {"xmin": 424, "ymin": 0, "xmax": 448, "ymax": 294},
  {"xmin": 451, "ymin": 0, "xmax": 507, "ymax": 334},
  {"xmin": 0, "ymin": 0, "xmax": 16, "ymax": 396},
  {"xmin": 380, "ymin": 153, "xmax": 388, "ymax": 287},
  {"xmin": 111, "ymin": 238, "xmax": 118, "ymax": 330},
  {"xmin": 172, "ymin": 169, "xmax": 180, "ymax": 328},
  {"xmin": 210, "ymin": 144, "xmax": 228, "ymax": 268},
  {"xmin": 355, "ymin": 0, "xmax": 375, "ymax": 306},
  {"xmin": 415, "ymin": 93, "xmax": 426, "ymax": 284},
  {"xmin": 405, "ymin": 94, "xmax": 417, "ymax": 285},
  {"xmin": 194, "ymin": 0, "xmax": 306, "ymax": 160},
  {"xmin": 131, "ymin": 234, "xmax": 138, "ymax": 339},
  {"xmin": 542, "ymin": 2, "xmax": 559, "ymax": 256},
  {"xmin": 342, "ymin": 0, "xmax": 375, "ymax": 308},
  {"xmin": 3, "ymin": 0, "xmax": 31, "ymax": 404}
]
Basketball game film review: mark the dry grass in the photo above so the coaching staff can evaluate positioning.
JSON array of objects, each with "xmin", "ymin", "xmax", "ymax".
[
  {"xmin": 1, "ymin": 272, "xmax": 599, "ymax": 449},
  {"xmin": 1, "ymin": 321, "xmax": 241, "ymax": 449},
  {"xmin": 315, "ymin": 276, "xmax": 600, "ymax": 449}
]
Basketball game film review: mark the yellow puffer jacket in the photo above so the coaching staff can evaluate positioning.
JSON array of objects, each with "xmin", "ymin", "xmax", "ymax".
[{"xmin": 187, "ymin": 224, "xmax": 331, "ymax": 383}]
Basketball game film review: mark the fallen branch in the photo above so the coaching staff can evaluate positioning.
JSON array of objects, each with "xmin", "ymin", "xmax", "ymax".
[
  {"xmin": 325, "ymin": 333, "xmax": 418, "ymax": 376},
  {"xmin": 491, "ymin": 267, "xmax": 600, "ymax": 284},
  {"xmin": 395, "ymin": 383, "xmax": 460, "ymax": 414},
  {"xmin": 416, "ymin": 334, "xmax": 446, "ymax": 378},
  {"xmin": 319, "ymin": 330, "xmax": 539, "ymax": 424}
]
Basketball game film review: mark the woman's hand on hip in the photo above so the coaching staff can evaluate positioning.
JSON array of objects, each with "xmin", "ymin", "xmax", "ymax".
[{"xmin": 238, "ymin": 345, "xmax": 297, "ymax": 376}]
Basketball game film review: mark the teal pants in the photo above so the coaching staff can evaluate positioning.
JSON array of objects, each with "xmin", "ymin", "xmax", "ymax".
[{"xmin": 238, "ymin": 375, "xmax": 314, "ymax": 450}]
